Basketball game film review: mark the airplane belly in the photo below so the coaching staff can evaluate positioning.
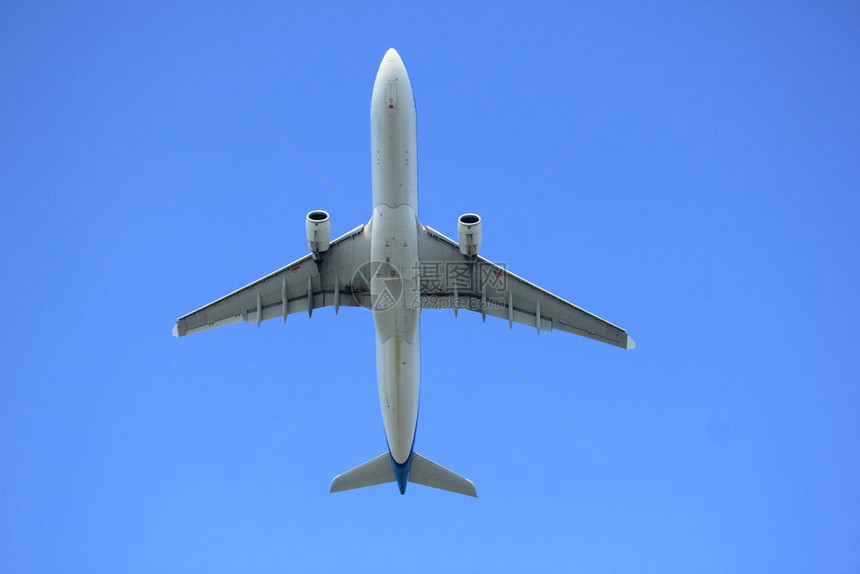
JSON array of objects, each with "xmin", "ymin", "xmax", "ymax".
[
  {"xmin": 371, "ymin": 47, "xmax": 417, "ymax": 210},
  {"xmin": 369, "ymin": 48, "xmax": 423, "ymax": 469},
  {"xmin": 376, "ymin": 327, "xmax": 420, "ymax": 464},
  {"xmin": 371, "ymin": 203, "xmax": 421, "ymax": 465}
]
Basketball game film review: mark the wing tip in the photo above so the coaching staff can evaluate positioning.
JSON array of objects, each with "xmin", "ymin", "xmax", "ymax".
[
  {"xmin": 172, "ymin": 323, "xmax": 180, "ymax": 338},
  {"xmin": 626, "ymin": 335, "xmax": 636, "ymax": 350},
  {"xmin": 463, "ymin": 480, "xmax": 478, "ymax": 498}
]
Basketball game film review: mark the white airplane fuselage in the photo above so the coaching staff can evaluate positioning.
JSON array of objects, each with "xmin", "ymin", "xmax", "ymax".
[
  {"xmin": 174, "ymin": 47, "xmax": 633, "ymax": 497},
  {"xmin": 369, "ymin": 49, "xmax": 421, "ymax": 490}
]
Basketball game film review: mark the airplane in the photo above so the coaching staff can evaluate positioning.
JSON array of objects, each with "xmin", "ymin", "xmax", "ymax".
[{"xmin": 173, "ymin": 48, "xmax": 635, "ymax": 498}]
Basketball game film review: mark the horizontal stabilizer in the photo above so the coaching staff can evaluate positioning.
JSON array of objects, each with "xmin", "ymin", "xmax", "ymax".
[
  {"xmin": 409, "ymin": 453, "xmax": 477, "ymax": 497},
  {"xmin": 330, "ymin": 453, "xmax": 395, "ymax": 493}
]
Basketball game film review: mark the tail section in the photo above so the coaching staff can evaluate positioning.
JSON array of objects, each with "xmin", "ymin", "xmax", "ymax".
[
  {"xmin": 329, "ymin": 452, "xmax": 477, "ymax": 497},
  {"xmin": 409, "ymin": 453, "xmax": 477, "ymax": 497},
  {"xmin": 329, "ymin": 453, "xmax": 395, "ymax": 493}
]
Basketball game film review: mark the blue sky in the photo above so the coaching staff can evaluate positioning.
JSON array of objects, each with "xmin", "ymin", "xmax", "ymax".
[{"xmin": 2, "ymin": 2, "xmax": 858, "ymax": 572}]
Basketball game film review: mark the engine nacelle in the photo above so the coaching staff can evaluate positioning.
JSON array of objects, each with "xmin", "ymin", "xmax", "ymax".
[
  {"xmin": 306, "ymin": 210, "xmax": 331, "ymax": 259},
  {"xmin": 457, "ymin": 213, "xmax": 482, "ymax": 258}
]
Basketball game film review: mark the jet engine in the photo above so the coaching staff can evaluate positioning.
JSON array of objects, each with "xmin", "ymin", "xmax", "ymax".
[
  {"xmin": 457, "ymin": 213, "xmax": 482, "ymax": 258},
  {"xmin": 306, "ymin": 210, "xmax": 331, "ymax": 259}
]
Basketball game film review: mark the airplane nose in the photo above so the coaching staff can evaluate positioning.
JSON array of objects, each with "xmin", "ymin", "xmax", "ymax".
[
  {"xmin": 377, "ymin": 48, "xmax": 407, "ymax": 82},
  {"xmin": 384, "ymin": 47, "xmax": 401, "ymax": 62},
  {"xmin": 372, "ymin": 48, "xmax": 413, "ymax": 113}
]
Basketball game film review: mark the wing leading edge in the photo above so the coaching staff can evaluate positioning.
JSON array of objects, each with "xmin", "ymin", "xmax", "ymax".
[
  {"xmin": 173, "ymin": 224, "xmax": 371, "ymax": 337},
  {"xmin": 417, "ymin": 225, "xmax": 634, "ymax": 349}
]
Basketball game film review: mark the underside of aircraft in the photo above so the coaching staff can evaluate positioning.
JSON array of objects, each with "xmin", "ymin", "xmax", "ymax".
[{"xmin": 174, "ymin": 48, "xmax": 634, "ymax": 497}]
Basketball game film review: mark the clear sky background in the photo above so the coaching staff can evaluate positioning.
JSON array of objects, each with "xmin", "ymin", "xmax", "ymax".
[{"xmin": 2, "ymin": 2, "xmax": 858, "ymax": 572}]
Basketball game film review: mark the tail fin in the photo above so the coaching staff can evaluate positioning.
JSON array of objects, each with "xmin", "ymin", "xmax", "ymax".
[
  {"xmin": 329, "ymin": 452, "xmax": 477, "ymax": 497},
  {"xmin": 409, "ymin": 453, "xmax": 477, "ymax": 497},
  {"xmin": 330, "ymin": 453, "xmax": 395, "ymax": 493}
]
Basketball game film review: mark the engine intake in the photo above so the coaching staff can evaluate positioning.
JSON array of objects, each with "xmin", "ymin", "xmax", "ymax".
[
  {"xmin": 457, "ymin": 213, "xmax": 482, "ymax": 258},
  {"xmin": 306, "ymin": 210, "xmax": 331, "ymax": 259}
]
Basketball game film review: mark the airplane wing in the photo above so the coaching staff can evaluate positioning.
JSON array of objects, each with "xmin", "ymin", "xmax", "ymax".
[
  {"xmin": 173, "ymin": 224, "xmax": 371, "ymax": 337},
  {"xmin": 417, "ymin": 225, "xmax": 635, "ymax": 349}
]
